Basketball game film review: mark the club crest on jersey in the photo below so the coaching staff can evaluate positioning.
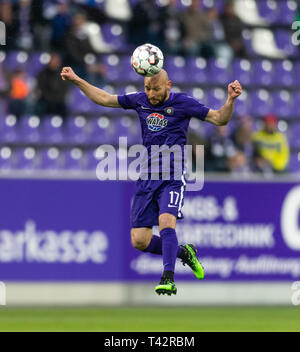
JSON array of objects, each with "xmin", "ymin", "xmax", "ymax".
[{"xmin": 146, "ymin": 113, "xmax": 168, "ymax": 132}]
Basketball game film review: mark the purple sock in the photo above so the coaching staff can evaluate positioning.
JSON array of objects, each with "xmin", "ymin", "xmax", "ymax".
[
  {"xmin": 160, "ymin": 228, "xmax": 178, "ymax": 273},
  {"xmin": 143, "ymin": 234, "xmax": 182, "ymax": 258}
]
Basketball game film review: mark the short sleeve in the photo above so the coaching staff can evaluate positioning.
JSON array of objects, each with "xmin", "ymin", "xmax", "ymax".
[
  {"xmin": 118, "ymin": 92, "xmax": 140, "ymax": 110},
  {"xmin": 184, "ymin": 95, "xmax": 210, "ymax": 121}
]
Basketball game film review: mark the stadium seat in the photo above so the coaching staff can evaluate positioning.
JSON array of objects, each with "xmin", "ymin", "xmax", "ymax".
[
  {"xmin": 207, "ymin": 88, "xmax": 227, "ymax": 110},
  {"xmin": 119, "ymin": 56, "xmax": 143, "ymax": 82},
  {"xmin": 186, "ymin": 87, "xmax": 208, "ymax": 106},
  {"xmin": 208, "ymin": 58, "xmax": 230, "ymax": 85},
  {"xmin": 251, "ymin": 28, "xmax": 286, "ymax": 59},
  {"xmin": 63, "ymin": 148, "xmax": 86, "ymax": 170},
  {"xmin": 113, "ymin": 116, "xmax": 140, "ymax": 145},
  {"xmin": 185, "ymin": 57, "xmax": 209, "ymax": 84},
  {"xmin": 249, "ymin": 89, "xmax": 273, "ymax": 116},
  {"xmin": 271, "ymin": 90, "xmax": 293, "ymax": 119},
  {"xmin": 289, "ymin": 123, "xmax": 300, "ymax": 149},
  {"xmin": 277, "ymin": 0, "xmax": 298, "ymax": 25},
  {"xmin": 272, "ymin": 60, "xmax": 294, "ymax": 87},
  {"xmin": 85, "ymin": 147, "xmax": 103, "ymax": 170},
  {"xmin": 164, "ymin": 56, "xmax": 186, "ymax": 84},
  {"xmin": 274, "ymin": 29, "xmax": 299, "ymax": 57},
  {"xmin": 256, "ymin": 0, "xmax": 279, "ymax": 24},
  {"xmin": 15, "ymin": 147, "xmax": 39, "ymax": 170},
  {"xmin": 39, "ymin": 147, "xmax": 63, "ymax": 170},
  {"xmin": 101, "ymin": 54, "xmax": 121, "ymax": 82},
  {"xmin": 0, "ymin": 114, "xmax": 18, "ymax": 143},
  {"xmin": 68, "ymin": 87, "xmax": 95, "ymax": 114},
  {"xmin": 27, "ymin": 52, "xmax": 50, "ymax": 76},
  {"xmin": 65, "ymin": 115, "xmax": 89, "ymax": 145},
  {"xmin": 101, "ymin": 23, "xmax": 127, "ymax": 51},
  {"xmin": 5, "ymin": 51, "xmax": 29, "ymax": 72},
  {"xmin": 252, "ymin": 59, "xmax": 273, "ymax": 86},
  {"xmin": 234, "ymin": 0, "xmax": 267, "ymax": 26},
  {"xmin": 233, "ymin": 89, "xmax": 250, "ymax": 116},
  {"xmin": 87, "ymin": 116, "xmax": 114, "ymax": 144},
  {"xmin": 40, "ymin": 115, "xmax": 64, "ymax": 145},
  {"xmin": 289, "ymin": 152, "xmax": 300, "ymax": 172},
  {"xmin": 231, "ymin": 58, "xmax": 252, "ymax": 86},
  {"xmin": 0, "ymin": 146, "xmax": 15, "ymax": 170},
  {"xmin": 291, "ymin": 91, "xmax": 300, "ymax": 117},
  {"xmin": 18, "ymin": 115, "xmax": 41, "ymax": 144}
]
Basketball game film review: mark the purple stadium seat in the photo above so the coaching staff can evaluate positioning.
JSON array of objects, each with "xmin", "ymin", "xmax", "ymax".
[
  {"xmin": 271, "ymin": 90, "xmax": 293, "ymax": 119},
  {"xmin": 18, "ymin": 115, "xmax": 41, "ymax": 144},
  {"xmin": 87, "ymin": 116, "xmax": 114, "ymax": 144},
  {"xmin": 277, "ymin": 0, "xmax": 298, "ymax": 25},
  {"xmin": 27, "ymin": 52, "xmax": 50, "ymax": 76},
  {"xmin": 85, "ymin": 148, "xmax": 102, "ymax": 170},
  {"xmin": 186, "ymin": 87, "xmax": 208, "ymax": 106},
  {"xmin": 119, "ymin": 56, "xmax": 143, "ymax": 83},
  {"xmin": 289, "ymin": 122, "xmax": 300, "ymax": 148},
  {"xmin": 291, "ymin": 91, "xmax": 300, "ymax": 117},
  {"xmin": 252, "ymin": 59, "xmax": 273, "ymax": 86},
  {"xmin": 208, "ymin": 58, "xmax": 230, "ymax": 85},
  {"xmin": 113, "ymin": 116, "xmax": 141, "ymax": 145},
  {"xmin": 15, "ymin": 147, "xmax": 39, "ymax": 170},
  {"xmin": 39, "ymin": 147, "xmax": 63, "ymax": 170},
  {"xmin": 164, "ymin": 56, "xmax": 186, "ymax": 84},
  {"xmin": 68, "ymin": 87, "xmax": 95, "ymax": 114},
  {"xmin": 5, "ymin": 51, "xmax": 29, "ymax": 72},
  {"xmin": 40, "ymin": 115, "xmax": 64, "ymax": 144},
  {"xmin": 242, "ymin": 29, "xmax": 257, "ymax": 57},
  {"xmin": 274, "ymin": 29, "xmax": 298, "ymax": 57},
  {"xmin": 63, "ymin": 148, "xmax": 86, "ymax": 170},
  {"xmin": 231, "ymin": 59, "xmax": 252, "ymax": 86},
  {"xmin": 101, "ymin": 23, "xmax": 127, "ymax": 50},
  {"xmin": 101, "ymin": 54, "xmax": 121, "ymax": 82},
  {"xmin": 233, "ymin": 90, "xmax": 251, "ymax": 116},
  {"xmin": 0, "ymin": 114, "xmax": 18, "ymax": 143},
  {"xmin": 0, "ymin": 146, "xmax": 15, "ymax": 170},
  {"xmin": 272, "ymin": 60, "xmax": 294, "ymax": 87},
  {"xmin": 65, "ymin": 115, "xmax": 89, "ymax": 145},
  {"xmin": 249, "ymin": 89, "xmax": 273, "ymax": 116},
  {"xmin": 289, "ymin": 153, "xmax": 300, "ymax": 173},
  {"xmin": 185, "ymin": 57, "xmax": 209, "ymax": 84},
  {"xmin": 257, "ymin": 0, "xmax": 279, "ymax": 24},
  {"xmin": 207, "ymin": 88, "xmax": 227, "ymax": 110}
]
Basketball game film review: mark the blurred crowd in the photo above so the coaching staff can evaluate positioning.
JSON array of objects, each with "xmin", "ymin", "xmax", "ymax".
[
  {"xmin": 188, "ymin": 113, "xmax": 290, "ymax": 177},
  {"xmin": 0, "ymin": 0, "xmax": 246, "ymax": 58},
  {"xmin": 0, "ymin": 0, "xmax": 294, "ymax": 174},
  {"xmin": 189, "ymin": 112, "xmax": 290, "ymax": 175}
]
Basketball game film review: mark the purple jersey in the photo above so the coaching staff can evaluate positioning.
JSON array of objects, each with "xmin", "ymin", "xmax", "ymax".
[{"xmin": 118, "ymin": 91, "xmax": 209, "ymax": 180}]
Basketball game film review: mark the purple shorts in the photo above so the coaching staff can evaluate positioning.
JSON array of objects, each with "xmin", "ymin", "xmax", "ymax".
[{"xmin": 131, "ymin": 177, "xmax": 186, "ymax": 228}]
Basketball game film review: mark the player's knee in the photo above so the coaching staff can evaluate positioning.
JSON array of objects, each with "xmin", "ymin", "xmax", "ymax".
[
  {"xmin": 131, "ymin": 229, "xmax": 148, "ymax": 251},
  {"xmin": 159, "ymin": 213, "xmax": 176, "ymax": 231}
]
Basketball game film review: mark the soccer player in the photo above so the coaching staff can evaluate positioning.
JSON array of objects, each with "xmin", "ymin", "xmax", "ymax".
[{"xmin": 61, "ymin": 67, "xmax": 242, "ymax": 295}]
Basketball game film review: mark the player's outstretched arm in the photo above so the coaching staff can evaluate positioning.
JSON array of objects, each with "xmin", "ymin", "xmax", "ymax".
[
  {"xmin": 60, "ymin": 67, "xmax": 121, "ymax": 108},
  {"xmin": 205, "ymin": 80, "xmax": 242, "ymax": 126}
]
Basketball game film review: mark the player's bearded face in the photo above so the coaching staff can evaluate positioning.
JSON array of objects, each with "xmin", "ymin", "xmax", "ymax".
[{"xmin": 145, "ymin": 85, "xmax": 169, "ymax": 106}]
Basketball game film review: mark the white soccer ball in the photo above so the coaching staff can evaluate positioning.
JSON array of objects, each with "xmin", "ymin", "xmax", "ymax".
[{"xmin": 131, "ymin": 43, "xmax": 164, "ymax": 77}]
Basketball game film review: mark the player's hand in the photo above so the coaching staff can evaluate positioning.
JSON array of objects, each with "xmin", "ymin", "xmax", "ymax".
[
  {"xmin": 228, "ymin": 80, "xmax": 242, "ymax": 100},
  {"xmin": 60, "ymin": 67, "xmax": 79, "ymax": 82}
]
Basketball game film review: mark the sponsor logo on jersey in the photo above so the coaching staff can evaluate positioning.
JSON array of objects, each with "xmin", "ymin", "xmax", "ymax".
[{"xmin": 146, "ymin": 113, "xmax": 168, "ymax": 132}]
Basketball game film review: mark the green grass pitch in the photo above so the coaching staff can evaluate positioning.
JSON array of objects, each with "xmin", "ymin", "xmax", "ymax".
[{"xmin": 0, "ymin": 306, "xmax": 299, "ymax": 332}]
